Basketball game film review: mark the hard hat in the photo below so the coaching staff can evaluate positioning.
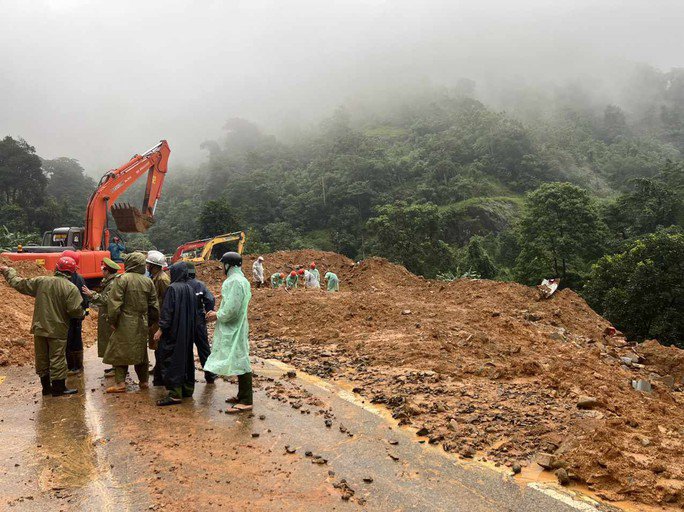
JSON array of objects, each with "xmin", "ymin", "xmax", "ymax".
[
  {"xmin": 298, "ymin": 269, "xmax": 305, "ymax": 275},
  {"xmin": 257, "ymin": 256, "xmax": 264, "ymax": 261},
  {"xmin": 56, "ymin": 256, "xmax": 77, "ymax": 274},
  {"xmin": 220, "ymin": 251, "xmax": 242, "ymax": 268},
  {"xmin": 279, "ymin": 273, "xmax": 285, "ymax": 278},
  {"xmin": 146, "ymin": 250, "xmax": 166, "ymax": 267},
  {"xmin": 290, "ymin": 271, "xmax": 296, "ymax": 277},
  {"xmin": 101, "ymin": 257, "xmax": 120, "ymax": 272},
  {"xmin": 310, "ymin": 262, "xmax": 316, "ymax": 269},
  {"xmin": 62, "ymin": 250, "xmax": 80, "ymax": 265}
]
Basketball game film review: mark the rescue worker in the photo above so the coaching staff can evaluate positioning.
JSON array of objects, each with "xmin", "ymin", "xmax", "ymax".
[
  {"xmin": 325, "ymin": 271, "xmax": 339, "ymax": 292},
  {"xmin": 187, "ymin": 262, "xmax": 217, "ymax": 384},
  {"xmin": 0, "ymin": 257, "xmax": 84, "ymax": 396},
  {"xmin": 108, "ymin": 236, "xmax": 126, "ymax": 263},
  {"xmin": 285, "ymin": 270, "xmax": 298, "ymax": 290},
  {"xmin": 309, "ymin": 262, "xmax": 320, "ymax": 287},
  {"xmin": 303, "ymin": 269, "xmax": 320, "ymax": 290},
  {"xmin": 297, "ymin": 268, "xmax": 305, "ymax": 287},
  {"xmin": 270, "ymin": 272, "xmax": 285, "ymax": 288},
  {"xmin": 204, "ymin": 252, "xmax": 253, "ymax": 413},
  {"xmin": 62, "ymin": 250, "xmax": 88, "ymax": 374},
  {"xmin": 104, "ymin": 252, "xmax": 159, "ymax": 393},
  {"xmin": 252, "ymin": 256, "xmax": 265, "ymax": 288},
  {"xmin": 154, "ymin": 262, "xmax": 197, "ymax": 406},
  {"xmin": 146, "ymin": 250, "xmax": 170, "ymax": 386},
  {"xmin": 81, "ymin": 258, "xmax": 120, "ymax": 376}
]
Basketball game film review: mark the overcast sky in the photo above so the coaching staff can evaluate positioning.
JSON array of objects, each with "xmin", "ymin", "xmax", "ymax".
[{"xmin": 1, "ymin": 0, "xmax": 682, "ymax": 174}]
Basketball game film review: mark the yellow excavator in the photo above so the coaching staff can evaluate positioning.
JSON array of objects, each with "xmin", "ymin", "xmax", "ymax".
[{"xmin": 170, "ymin": 231, "xmax": 245, "ymax": 265}]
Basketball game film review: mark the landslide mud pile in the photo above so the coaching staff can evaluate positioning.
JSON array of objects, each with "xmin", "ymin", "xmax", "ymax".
[
  {"xmin": 199, "ymin": 250, "xmax": 684, "ymax": 508},
  {"xmin": 0, "ymin": 258, "xmax": 97, "ymax": 366}
]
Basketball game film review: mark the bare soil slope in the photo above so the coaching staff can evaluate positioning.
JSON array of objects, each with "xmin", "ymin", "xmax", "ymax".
[{"xmin": 199, "ymin": 250, "xmax": 684, "ymax": 508}]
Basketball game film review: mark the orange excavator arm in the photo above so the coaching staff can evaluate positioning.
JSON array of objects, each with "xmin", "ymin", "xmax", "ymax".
[{"xmin": 83, "ymin": 140, "xmax": 170, "ymax": 250}]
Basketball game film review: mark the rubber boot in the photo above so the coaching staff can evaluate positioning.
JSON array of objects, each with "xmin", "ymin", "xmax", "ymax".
[
  {"xmin": 40, "ymin": 375, "xmax": 52, "ymax": 396},
  {"xmin": 51, "ymin": 379, "xmax": 78, "ymax": 396}
]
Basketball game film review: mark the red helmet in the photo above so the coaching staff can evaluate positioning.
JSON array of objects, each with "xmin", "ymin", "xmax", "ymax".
[
  {"xmin": 298, "ymin": 269, "xmax": 305, "ymax": 275},
  {"xmin": 61, "ymin": 250, "xmax": 80, "ymax": 265},
  {"xmin": 279, "ymin": 273, "xmax": 286, "ymax": 278},
  {"xmin": 310, "ymin": 262, "xmax": 316, "ymax": 269},
  {"xmin": 290, "ymin": 271, "xmax": 297, "ymax": 277},
  {"xmin": 56, "ymin": 256, "xmax": 78, "ymax": 274}
]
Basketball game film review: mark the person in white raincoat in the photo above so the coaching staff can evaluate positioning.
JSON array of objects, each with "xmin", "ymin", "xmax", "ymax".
[
  {"xmin": 204, "ymin": 251, "xmax": 253, "ymax": 413},
  {"xmin": 303, "ymin": 269, "xmax": 320, "ymax": 290},
  {"xmin": 252, "ymin": 256, "xmax": 265, "ymax": 288}
]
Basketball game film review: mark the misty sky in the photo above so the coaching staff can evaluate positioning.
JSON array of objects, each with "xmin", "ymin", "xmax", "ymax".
[{"xmin": 1, "ymin": 0, "xmax": 682, "ymax": 175}]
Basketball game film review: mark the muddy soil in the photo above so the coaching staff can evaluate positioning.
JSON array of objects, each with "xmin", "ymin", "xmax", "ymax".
[{"xmin": 197, "ymin": 250, "xmax": 684, "ymax": 508}]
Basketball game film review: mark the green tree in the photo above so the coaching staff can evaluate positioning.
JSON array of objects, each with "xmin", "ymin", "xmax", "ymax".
[
  {"xmin": 464, "ymin": 235, "xmax": 497, "ymax": 278},
  {"xmin": 515, "ymin": 183, "xmax": 607, "ymax": 287},
  {"xmin": 583, "ymin": 229, "xmax": 684, "ymax": 347},
  {"xmin": 197, "ymin": 198, "xmax": 241, "ymax": 239},
  {"xmin": 0, "ymin": 136, "xmax": 46, "ymax": 209},
  {"xmin": 365, "ymin": 202, "xmax": 454, "ymax": 277}
]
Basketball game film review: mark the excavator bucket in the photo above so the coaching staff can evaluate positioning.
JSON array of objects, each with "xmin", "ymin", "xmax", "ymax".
[{"xmin": 111, "ymin": 203, "xmax": 155, "ymax": 233}]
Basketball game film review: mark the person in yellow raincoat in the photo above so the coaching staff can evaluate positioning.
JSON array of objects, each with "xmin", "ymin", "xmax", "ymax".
[{"xmin": 204, "ymin": 251, "xmax": 253, "ymax": 413}]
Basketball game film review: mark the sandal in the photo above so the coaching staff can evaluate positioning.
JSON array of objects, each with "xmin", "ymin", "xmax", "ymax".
[
  {"xmin": 225, "ymin": 404, "xmax": 253, "ymax": 414},
  {"xmin": 106, "ymin": 384, "xmax": 126, "ymax": 393},
  {"xmin": 157, "ymin": 396, "xmax": 182, "ymax": 406}
]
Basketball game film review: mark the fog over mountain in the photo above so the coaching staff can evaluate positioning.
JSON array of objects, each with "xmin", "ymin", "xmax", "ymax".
[{"xmin": 1, "ymin": 0, "xmax": 682, "ymax": 174}]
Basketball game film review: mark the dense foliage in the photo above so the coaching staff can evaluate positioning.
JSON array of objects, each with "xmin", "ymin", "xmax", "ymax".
[{"xmin": 1, "ymin": 65, "xmax": 683, "ymax": 344}]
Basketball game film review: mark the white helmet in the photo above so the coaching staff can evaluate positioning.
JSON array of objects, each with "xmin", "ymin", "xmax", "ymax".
[{"xmin": 146, "ymin": 250, "xmax": 167, "ymax": 267}]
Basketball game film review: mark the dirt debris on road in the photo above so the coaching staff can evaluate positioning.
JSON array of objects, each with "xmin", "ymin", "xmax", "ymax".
[{"xmin": 198, "ymin": 250, "xmax": 684, "ymax": 509}]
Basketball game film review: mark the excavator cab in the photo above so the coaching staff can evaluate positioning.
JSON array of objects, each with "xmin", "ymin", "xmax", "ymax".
[{"xmin": 40, "ymin": 227, "xmax": 84, "ymax": 249}]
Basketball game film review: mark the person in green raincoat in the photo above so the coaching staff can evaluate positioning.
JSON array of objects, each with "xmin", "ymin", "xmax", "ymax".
[
  {"xmin": 204, "ymin": 251, "xmax": 253, "ymax": 413},
  {"xmin": 81, "ymin": 258, "xmax": 120, "ymax": 377},
  {"xmin": 0, "ymin": 257, "xmax": 84, "ymax": 396},
  {"xmin": 285, "ymin": 270, "xmax": 298, "ymax": 290},
  {"xmin": 270, "ymin": 272, "xmax": 285, "ymax": 289},
  {"xmin": 104, "ymin": 252, "xmax": 159, "ymax": 393},
  {"xmin": 324, "ymin": 271, "xmax": 339, "ymax": 292},
  {"xmin": 309, "ymin": 262, "xmax": 320, "ymax": 287}
]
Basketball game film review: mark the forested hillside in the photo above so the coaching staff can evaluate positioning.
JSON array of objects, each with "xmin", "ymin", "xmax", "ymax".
[{"xmin": 1, "ymin": 64, "xmax": 682, "ymax": 345}]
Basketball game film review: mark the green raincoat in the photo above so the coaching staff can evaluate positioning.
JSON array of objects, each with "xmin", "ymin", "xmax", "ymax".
[
  {"xmin": 285, "ymin": 273, "xmax": 298, "ymax": 289},
  {"xmin": 104, "ymin": 253, "xmax": 159, "ymax": 366},
  {"xmin": 325, "ymin": 271, "xmax": 339, "ymax": 292},
  {"xmin": 90, "ymin": 272, "xmax": 119, "ymax": 358},
  {"xmin": 270, "ymin": 273, "xmax": 284, "ymax": 288},
  {"xmin": 2, "ymin": 268, "xmax": 84, "ymax": 338},
  {"xmin": 204, "ymin": 266, "xmax": 252, "ymax": 376}
]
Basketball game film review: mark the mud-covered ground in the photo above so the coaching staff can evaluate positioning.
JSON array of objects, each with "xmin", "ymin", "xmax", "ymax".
[{"xmin": 2, "ymin": 251, "xmax": 683, "ymax": 509}]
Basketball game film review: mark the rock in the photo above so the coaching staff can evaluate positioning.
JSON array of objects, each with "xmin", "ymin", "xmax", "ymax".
[
  {"xmin": 259, "ymin": 414, "xmax": 266, "ymax": 420},
  {"xmin": 535, "ymin": 453, "xmax": 556, "ymax": 470},
  {"xmin": 401, "ymin": 309, "xmax": 412, "ymax": 315},
  {"xmin": 576, "ymin": 396, "xmax": 599, "ymax": 409},
  {"xmin": 491, "ymin": 311, "xmax": 501, "ymax": 317},
  {"xmin": 325, "ymin": 419, "xmax": 333, "ymax": 428},
  {"xmin": 460, "ymin": 447, "xmax": 475, "ymax": 458},
  {"xmin": 448, "ymin": 419, "xmax": 459, "ymax": 432},
  {"xmin": 555, "ymin": 468, "xmax": 570, "ymax": 486},
  {"xmin": 524, "ymin": 312, "xmax": 543, "ymax": 322},
  {"xmin": 251, "ymin": 433, "xmax": 260, "ymax": 438},
  {"xmin": 363, "ymin": 477, "xmax": 373, "ymax": 483},
  {"xmin": 285, "ymin": 370, "xmax": 297, "ymax": 379},
  {"xmin": 631, "ymin": 379, "xmax": 653, "ymax": 393},
  {"xmin": 512, "ymin": 462, "xmax": 522, "ymax": 474},
  {"xmin": 415, "ymin": 427, "xmax": 430, "ymax": 437},
  {"xmin": 640, "ymin": 437, "xmax": 652, "ymax": 447},
  {"xmin": 658, "ymin": 375, "xmax": 675, "ymax": 389},
  {"xmin": 284, "ymin": 445, "xmax": 296, "ymax": 454}
]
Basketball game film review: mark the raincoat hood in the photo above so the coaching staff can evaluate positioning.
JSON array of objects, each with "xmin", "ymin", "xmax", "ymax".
[
  {"xmin": 124, "ymin": 252, "xmax": 147, "ymax": 274},
  {"xmin": 169, "ymin": 262, "xmax": 190, "ymax": 283}
]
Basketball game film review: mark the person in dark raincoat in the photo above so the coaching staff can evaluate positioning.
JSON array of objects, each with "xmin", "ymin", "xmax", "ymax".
[
  {"xmin": 62, "ymin": 250, "xmax": 89, "ymax": 374},
  {"xmin": 154, "ymin": 262, "xmax": 197, "ymax": 406},
  {"xmin": 186, "ymin": 262, "xmax": 217, "ymax": 384}
]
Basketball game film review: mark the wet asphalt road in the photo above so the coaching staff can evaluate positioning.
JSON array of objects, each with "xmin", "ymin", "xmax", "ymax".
[{"xmin": 0, "ymin": 346, "xmax": 612, "ymax": 511}]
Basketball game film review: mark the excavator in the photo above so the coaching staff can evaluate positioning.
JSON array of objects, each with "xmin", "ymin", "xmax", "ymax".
[
  {"xmin": 1, "ymin": 140, "xmax": 171, "ymax": 281},
  {"xmin": 170, "ymin": 231, "xmax": 245, "ymax": 265}
]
